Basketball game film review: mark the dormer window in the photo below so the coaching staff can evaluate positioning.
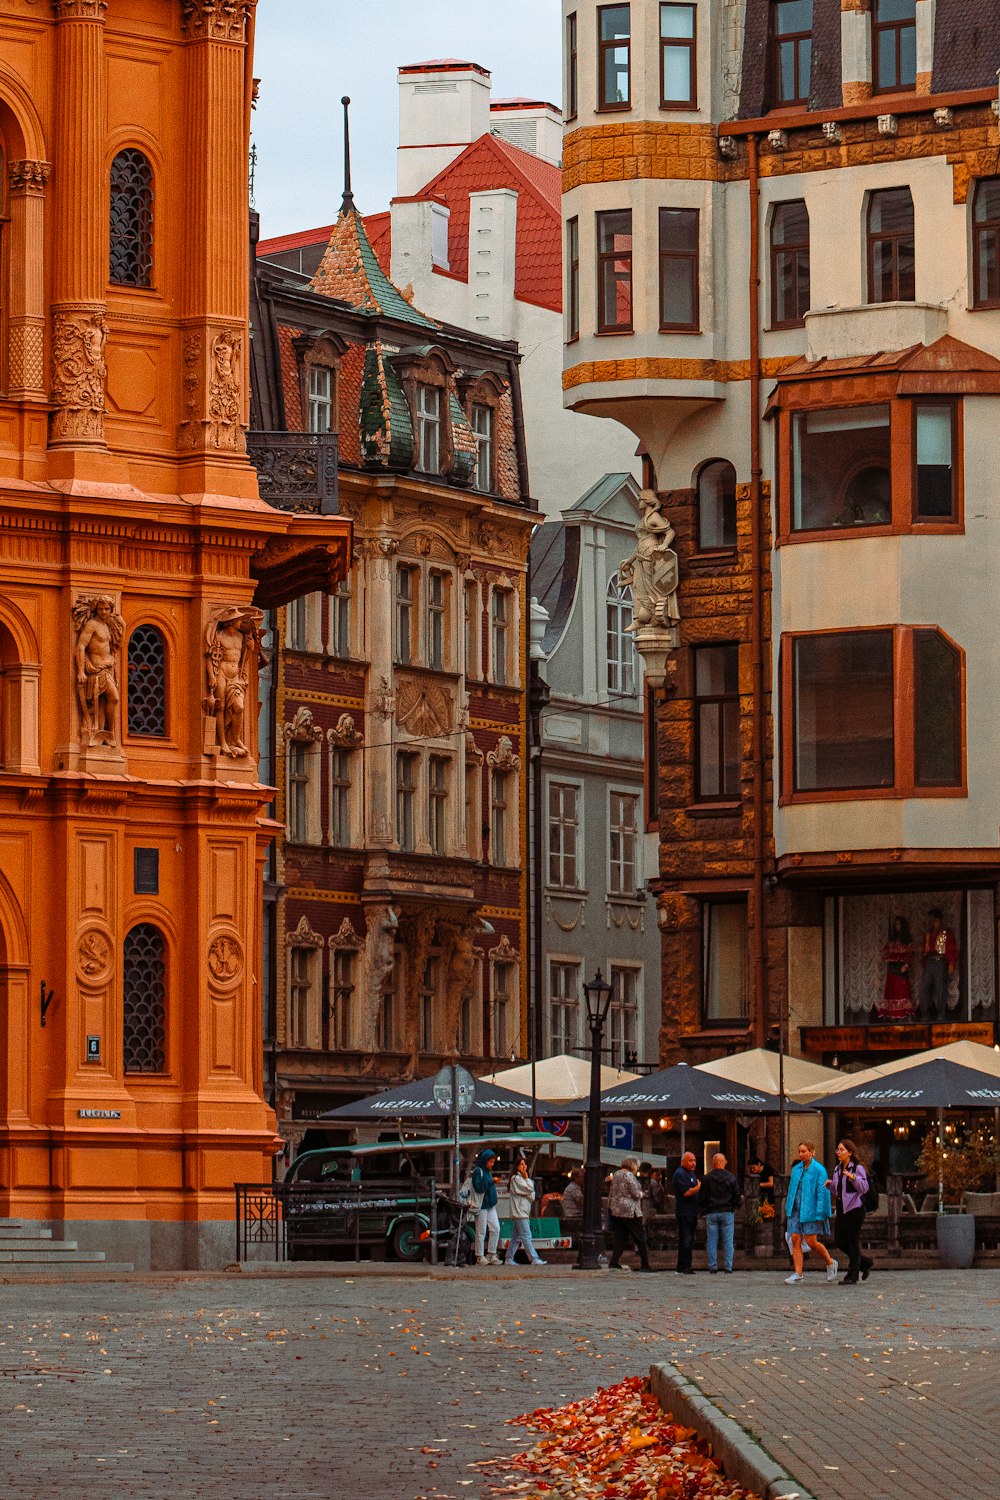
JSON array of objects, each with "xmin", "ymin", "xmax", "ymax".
[
  {"xmin": 770, "ymin": 0, "xmax": 812, "ymax": 108},
  {"xmin": 873, "ymin": 0, "xmax": 916, "ymax": 95},
  {"xmin": 416, "ymin": 384, "xmax": 443, "ymax": 473},
  {"xmin": 308, "ymin": 366, "xmax": 333, "ymax": 433},
  {"xmin": 472, "ymin": 404, "xmax": 494, "ymax": 491}
]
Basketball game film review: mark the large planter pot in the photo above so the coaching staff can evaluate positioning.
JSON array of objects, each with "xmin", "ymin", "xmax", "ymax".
[{"xmin": 936, "ymin": 1212, "xmax": 976, "ymax": 1269}]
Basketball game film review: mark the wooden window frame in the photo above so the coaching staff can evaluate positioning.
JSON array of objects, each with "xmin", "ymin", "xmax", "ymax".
[
  {"xmin": 769, "ymin": 199, "xmax": 810, "ymax": 330},
  {"xmin": 606, "ymin": 571, "xmax": 636, "ymax": 695},
  {"xmin": 693, "ymin": 643, "xmax": 741, "ymax": 804},
  {"xmin": 307, "ymin": 363, "xmax": 334, "ymax": 434},
  {"xmin": 427, "ymin": 568, "xmax": 447, "ymax": 671},
  {"xmin": 596, "ymin": 209, "xmax": 633, "ymax": 334},
  {"xmin": 428, "ymin": 754, "xmax": 448, "ymax": 855},
  {"xmin": 548, "ymin": 779, "xmax": 582, "ymax": 889},
  {"xmin": 779, "ymin": 625, "xmax": 967, "ymax": 805},
  {"xmin": 658, "ymin": 207, "xmax": 700, "ymax": 332},
  {"xmin": 607, "ymin": 963, "xmax": 641, "ymax": 1067},
  {"xmin": 566, "ymin": 216, "xmax": 580, "ymax": 342},
  {"xmin": 415, "ymin": 382, "xmax": 443, "ymax": 473},
  {"xmin": 872, "ymin": 0, "xmax": 917, "ymax": 97},
  {"xmin": 774, "ymin": 390, "xmax": 963, "ymax": 545},
  {"xmin": 608, "ymin": 787, "xmax": 640, "ymax": 895},
  {"xmin": 971, "ymin": 178, "xmax": 1000, "ymax": 310},
  {"xmin": 394, "ymin": 563, "xmax": 417, "ymax": 666},
  {"xmin": 470, "ymin": 404, "xmax": 494, "ymax": 493},
  {"xmin": 330, "ymin": 746, "xmax": 352, "ymax": 847},
  {"xmin": 702, "ymin": 900, "xmax": 750, "ymax": 1027},
  {"xmin": 695, "ymin": 458, "xmax": 738, "ymax": 554},
  {"xmin": 770, "ymin": 0, "xmax": 813, "ymax": 108},
  {"xmin": 396, "ymin": 750, "xmax": 417, "ymax": 851},
  {"xmin": 867, "ymin": 187, "xmax": 915, "ymax": 304},
  {"xmin": 566, "ymin": 11, "xmax": 579, "ymax": 120},
  {"xmin": 597, "ymin": 3, "xmax": 632, "ymax": 113},
  {"xmin": 660, "ymin": 2, "xmax": 697, "ymax": 109},
  {"xmin": 490, "ymin": 768, "xmax": 510, "ymax": 867}
]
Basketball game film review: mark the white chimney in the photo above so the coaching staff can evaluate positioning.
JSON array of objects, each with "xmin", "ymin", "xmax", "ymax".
[
  {"xmin": 396, "ymin": 60, "xmax": 492, "ymax": 197},
  {"xmin": 489, "ymin": 100, "xmax": 563, "ymax": 166}
]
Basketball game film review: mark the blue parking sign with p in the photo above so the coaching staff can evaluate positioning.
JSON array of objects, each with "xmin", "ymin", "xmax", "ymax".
[{"xmin": 605, "ymin": 1120, "xmax": 633, "ymax": 1151}]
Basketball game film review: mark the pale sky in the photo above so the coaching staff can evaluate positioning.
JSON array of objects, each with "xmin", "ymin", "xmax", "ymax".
[{"xmin": 252, "ymin": 0, "xmax": 563, "ymax": 239}]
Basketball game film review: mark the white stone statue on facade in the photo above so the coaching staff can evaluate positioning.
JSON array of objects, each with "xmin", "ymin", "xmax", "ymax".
[{"xmin": 621, "ymin": 488, "xmax": 680, "ymax": 631}]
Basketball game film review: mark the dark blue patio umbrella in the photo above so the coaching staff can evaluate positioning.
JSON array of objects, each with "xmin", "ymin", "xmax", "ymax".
[
  {"xmin": 319, "ymin": 1073, "xmax": 562, "ymax": 1121},
  {"xmin": 592, "ymin": 1062, "xmax": 808, "ymax": 1114}
]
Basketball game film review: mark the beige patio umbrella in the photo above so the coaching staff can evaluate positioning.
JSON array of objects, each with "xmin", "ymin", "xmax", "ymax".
[
  {"xmin": 480, "ymin": 1053, "xmax": 639, "ymax": 1102},
  {"xmin": 696, "ymin": 1047, "xmax": 844, "ymax": 1102},
  {"xmin": 797, "ymin": 1039, "xmax": 1000, "ymax": 1101}
]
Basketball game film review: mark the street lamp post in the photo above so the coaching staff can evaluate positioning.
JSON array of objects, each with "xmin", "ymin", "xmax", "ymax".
[{"xmin": 575, "ymin": 968, "xmax": 614, "ymax": 1270}]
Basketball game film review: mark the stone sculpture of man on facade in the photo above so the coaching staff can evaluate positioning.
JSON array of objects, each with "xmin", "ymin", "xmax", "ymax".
[
  {"xmin": 73, "ymin": 594, "xmax": 125, "ymax": 746},
  {"xmin": 621, "ymin": 488, "xmax": 681, "ymax": 630},
  {"xmin": 204, "ymin": 605, "xmax": 267, "ymax": 758}
]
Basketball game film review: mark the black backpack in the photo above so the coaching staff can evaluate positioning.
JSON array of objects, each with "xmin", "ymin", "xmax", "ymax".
[{"xmin": 860, "ymin": 1174, "xmax": 879, "ymax": 1213}]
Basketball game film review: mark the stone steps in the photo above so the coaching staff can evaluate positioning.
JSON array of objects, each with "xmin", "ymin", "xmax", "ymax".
[{"xmin": 0, "ymin": 1220, "xmax": 133, "ymax": 1272}]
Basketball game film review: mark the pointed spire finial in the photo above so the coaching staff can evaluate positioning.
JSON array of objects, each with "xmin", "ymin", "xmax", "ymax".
[{"xmin": 341, "ymin": 95, "xmax": 355, "ymax": 214}]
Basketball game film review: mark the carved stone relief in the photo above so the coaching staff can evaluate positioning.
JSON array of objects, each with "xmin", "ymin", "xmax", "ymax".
[
  {"xmin": 489, "ymin": 933, "xmax": 519, "ymax": 964},
  {"xmin": 371, "ymin": 675, "xmax": 395, "ymax": 721},
  {"xmin": 76, "ymin": 927, "xmax": 113, "ymax": 984},
  {"xmin": 208, "ymin": 930, "xmax": 244, "ymax": 986},
  {"xmin": 329, "ymin": 917, "xmax": 364, "ymax": 951},
  {"xmin": 51, "ymin": 1, "xmax": 107, "ymax": 19},
  {"xmin": 465, "ymin": 731, "xmax": 484, "ymax": 765},
  {"xmin": 396, "ymin": 679, "xmax": 452, "ymax": 738},
  {"xmin": 399, "ymin": 911, "xmax": 435, "ymax": 1077},
  {"xmin": 72, "ymin": 594, "xmax": 124, "ymax": 747},
  {"xmin": 487, "ymin": 735, "xmax": 521, "ymax": 772},
  {"xmin": 204, "ymin": 604, "xmax": 267, "ymax": 758},
  {"xmin": 327, "ymin": 713, "xmax": 363, "ymax": 749},
  {"xmin": 289, "ymin": 914, "xmax": 324, "ymax": 950},
  {"xmin": 439, "ymin": 918, "xmax": 477, "ymax": 1059},
  {"xmin": 360, "ymin": 904, "xmax": 397, "ymax": 1057},
  {"xmin": 284, "ymin": 705, "xmax": 323, "ymax": 745},
  {"xmin": 208, "ymin": 329, "xmax": 244, "ymax": 450},
  {"xmin": 8, "ymin": 160, "xmax": 51, "ymax": 194},
  {"xmin": 51, "ymin": 309, "xmax": 107, "ymax": 443},
  {"xmin": 180, "ymin": 0, "xmax": 255, "ymax": 41}
]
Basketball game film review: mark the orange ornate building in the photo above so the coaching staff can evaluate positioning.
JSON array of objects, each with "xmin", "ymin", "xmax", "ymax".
[{"xmin": 0, "ymin": 0, "xmax": 349, "ymax": 1267}]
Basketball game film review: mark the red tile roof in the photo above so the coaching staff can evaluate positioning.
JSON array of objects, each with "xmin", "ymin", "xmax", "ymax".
[
  {"xmin": 258, "ymin": 134, "xmax": 563, "ymax": 314},
  {"xmin": 399, "ymin": 59, "xmax": 490, "ymax": 76}
]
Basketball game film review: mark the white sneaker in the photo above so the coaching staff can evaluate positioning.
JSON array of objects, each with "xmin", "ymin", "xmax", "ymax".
[
  {"xmin": 784, "ymin": 1272, "xmax": 804, "ymax": 1284},
  {"xmin": 826, "ymin": 1259, "xmax": 839, "ymax": 1283},
  {"xmin": 487, "ymin": 1253, "xmax": 502, "ymax": 1265},
  {"xmin": 476, "ymin": 1255, "xmax": 489, "ymax": 1265}
]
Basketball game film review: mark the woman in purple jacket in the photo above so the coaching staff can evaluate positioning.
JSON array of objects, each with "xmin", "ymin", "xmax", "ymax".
[{"xmin": 826, "ymin": 1139, "xmax": 874, "ymax": 1286}]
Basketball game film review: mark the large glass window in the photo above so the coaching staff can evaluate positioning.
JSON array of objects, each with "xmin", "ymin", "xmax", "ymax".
[
  {"xmin": 549, "ymin": 961, "xmax": 580, "ymax": 1054},
  {"xmin": 703, "ymin": 903, "xmax": 748, "ymax": 1022},
  {"xmin": 288, "ymin": 743, "xmax": 309, "ymax": 842},
  {"xmin": 427, "ymin": 570, "xmax": 446, "ymax": 670},
  {"xmin": 660, "ymin": 3, "xmax": 697, "ymax": 108},
  {"xmin": 330, "ymin": 748, "xmax": 351, "ymax": 846},
  {"xmin": 396, "ymin": 751, "xmax": 417, "ymax": 850},
  {"xmin": 793, "ymin": 631, "xmax": 894, "ymax": 791},
  {"xmin": 771, "ymin": 0, "xmax": 813, "ymax": 107},
  {"xmin": 566, "ymin": 11, "xmax": 578, "ymax": 118},
  {"xmin": 694, "ymin": 645, "xmax": 740, "ymax": 801},
  {"xmin": 867, "ymin": 187, "xmax": 915, "ymax": 303},
  {"xmin": 307, "ymin": 365, "xmax": 333, "ymax": 433},
  {"xmin": 127, "ymin": 625, "xmax": 167, "ymax": 738},
  {"xmin": 973, "ymin": 178, "xmax": 1000, "ymax": 308},
  {"xmin": 608, "ymin": 965, "xmax": 639, "ymax": 1067},
  {"xmin": 566, "ymin": 216, "xmax": 580, "ymax": 340},
  {"xmin": 658, "ymin": 207, "xmax": 699, "ymax": 330},
  {"xmin": 471, "ymin": 405, "xmax": 493, "ymax": 492},
  {"xmin": 770, "ymin": 200, "xmax": 810, "ymax": 327},
  {"xmin": 609, "ymin": 790, "xmax": 639, "ymax": 894},
  {"xmin": 548, "ymin": 782, "xmax": 580, "ymax": 888},
  {"xmin": 490, "ymin": 769, "xmax": 511, "ymax": 866},
  {"xmin": 123, "ymin": 923, "xmax": 166, "ymax": 1073},
  {"xmin": 416, "ymin": 384, "xmax": 442, "ymax": 472},
  {"xmin": 491, "ymin": 588, "xmax": 510, "ymax": 685},
  {"xmin": 429, "ymin": 755, "xmax": 448, "ymax": 855},
  {"xmin": 791, "ymin": 405, "xmax": 892, "ymax": 532},
  {"xmin": 914, "ymin": 403, "xmax": 956, "ymax": 521},
  {"xmin": 394, "ymin": 564, "xmax": 415, "ymax": 665},
  {"xmin": 596, "ymin": 209, "xmax": 633, "ymax": 333},
  {"xmin": 598, "ymin": 4, "xmax": 631, "ymax": 110},
  {"xmin": 606, "ymin": 572, "xmax": 635, "ymax": 694},
  {"xmin": 914, "ymin": 631, "xmax": 961, "ymax": 787},
  {"xmin": 109, "ymin": 148, "xmax": 154, "ymax": 288},
  {"xmin": 873, "ymin": 0, "xmax": 916, "ymax": 94},
  {"xmin": 697, "ymin": 459, "xmax": 737, "ymax": 550}
]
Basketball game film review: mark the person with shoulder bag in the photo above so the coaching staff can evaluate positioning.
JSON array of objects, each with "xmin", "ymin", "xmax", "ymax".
[
  {"xmin": 826, "ymin": 1138, "xmax": 874, "ymax": 1286},
  {"xmin": 504, "ymin": 1158, "xmax": 546, "ymax": 1266},
  {"xmin": 471, "ymin": 1148, "xmax": 501, "ymax": 1265}
]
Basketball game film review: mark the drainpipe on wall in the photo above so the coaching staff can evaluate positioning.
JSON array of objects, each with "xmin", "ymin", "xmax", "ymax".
[{"xmin": 747, "ymin": 133, "xmax": 769, "ymax": 1057}]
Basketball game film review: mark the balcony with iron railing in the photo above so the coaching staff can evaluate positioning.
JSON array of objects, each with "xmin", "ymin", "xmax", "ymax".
[{"xmin": 247, "ymin": 430, "xmax": 339, "ymax": 515}]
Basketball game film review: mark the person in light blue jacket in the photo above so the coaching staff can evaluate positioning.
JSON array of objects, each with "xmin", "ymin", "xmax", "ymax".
[{"xmin": 784, "ymin": 1140, "xmax": 837, "ymax": 1286}]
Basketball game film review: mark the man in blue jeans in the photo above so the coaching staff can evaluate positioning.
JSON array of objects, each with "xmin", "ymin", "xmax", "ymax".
[{"xmin": 698, "ymin": 1152, "xmax": 742, "ymax": 1273}]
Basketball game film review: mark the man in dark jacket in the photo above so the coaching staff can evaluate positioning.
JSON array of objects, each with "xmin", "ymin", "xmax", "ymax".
[
  {"xmin": 671, "ymin": 1152, "xmax": 701, "ymax": 1275},
  {"xmin": 698, "ymin": 1152, "xmax": 742, "ymax": 1274}
]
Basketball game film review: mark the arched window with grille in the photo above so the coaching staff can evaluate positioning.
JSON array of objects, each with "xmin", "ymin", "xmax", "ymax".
[
  {"xmin": 606, "ymin": 572, "xmax": 635, "ymax": 695},
  {"xmin": 109, "ymin": 149, "xmax": 154, "ymax": 288},
  {"xmin": 123, "ymin": 923, "xmax": 166, "ymax": 1074},
  {"xmin": 127, "ymin": 625, "xmax": 167, "ymax": 737}
]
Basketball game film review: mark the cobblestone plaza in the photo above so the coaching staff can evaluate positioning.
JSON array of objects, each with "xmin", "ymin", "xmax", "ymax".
[{"xmin": 0, "ymin": 1267, "xmax": 997, "ymax": 1498}]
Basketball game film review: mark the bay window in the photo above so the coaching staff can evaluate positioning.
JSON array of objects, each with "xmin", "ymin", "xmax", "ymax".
[
  {"xmin": 596, "ymin": 210, "xmax": 633, "ymax": 333},
  {"xmin": 660, "ymin": 3, "xmax": 697, "ymax": 109},
  {"xmin": 792, "ymin": 405, "xmax": 892, "ymax": 532},
  {"xmin": 658, "ymin": 207, "xmax": 699, "ymax": 331},
  {"xmin": 598, "ymin": 5, "xmax": 631, "ymax": 110}
]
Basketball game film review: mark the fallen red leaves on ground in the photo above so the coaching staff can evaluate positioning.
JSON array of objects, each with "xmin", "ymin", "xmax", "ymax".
[{"xmin": 478, "ymin": 1376, "xmax": 759, "ymax": 1500}]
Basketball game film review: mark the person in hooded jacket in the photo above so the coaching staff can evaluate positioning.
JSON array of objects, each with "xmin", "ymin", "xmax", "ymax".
[
  {"xmin": 472, "ymin": 1148, "xmax": 501, "ymax": 1265},
  {"xmin": 504, "ymin": 1157, "xmax": 546, "ymax": 1266}
]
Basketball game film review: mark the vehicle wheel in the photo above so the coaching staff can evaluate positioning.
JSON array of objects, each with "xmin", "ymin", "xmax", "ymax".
[{"xmin": 390, "ymin": 1219, "xmax": 424, "ymax": 1262}]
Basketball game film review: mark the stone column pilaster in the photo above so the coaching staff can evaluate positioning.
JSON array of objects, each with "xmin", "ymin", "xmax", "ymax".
[
  {"xmin": 363, "ymin": 538, "xmax": 398, "ymax": 848},
  {"xmin": 49, "ymin": 0, "xmax": 108, "ymax": 447},
  {"xmin": 6, "ymin": 161, "xmax": 50, "ymax": 400},
  {"xmin": 178, "ymin": 1, "xmax": 256, "ymax": 456}
]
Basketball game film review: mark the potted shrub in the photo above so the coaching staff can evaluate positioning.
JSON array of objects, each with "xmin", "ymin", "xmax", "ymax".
[
  {"xmin": 745, "ymin": 1196, "xmax": 776, "ymax": 1257},
  {"xmin": 917, "ymin": 1124, "xmax": 1000, "ymax": 1269}
]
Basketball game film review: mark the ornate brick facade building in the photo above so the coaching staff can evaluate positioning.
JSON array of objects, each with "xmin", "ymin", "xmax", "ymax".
[
  {"xmin": 252, "ymin": 196, "xmax": 535, "ymax": 1149},
  {"xmin": 562, "ymin": 0, "xmax": 1000, "ymax": 1094},
  {"xmin": 0, "ymin": 0, "xmax": 349, "ymax": 1266}
]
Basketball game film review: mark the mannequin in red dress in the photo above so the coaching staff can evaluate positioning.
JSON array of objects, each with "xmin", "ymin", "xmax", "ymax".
[{"xmin": 879, "ymin": 916, "xmax": 916, "ymax": 1020}]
